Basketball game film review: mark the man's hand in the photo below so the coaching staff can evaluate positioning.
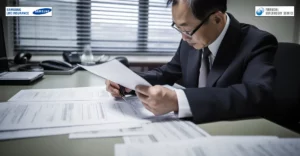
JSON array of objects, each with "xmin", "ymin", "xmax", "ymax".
[
  {"xmin": 135, "ymin": 85, "xmax": 178, "ymax": 116},
  {"xmin": 105, "ymin": 80, "xmax": 131, "ymax": 97}
]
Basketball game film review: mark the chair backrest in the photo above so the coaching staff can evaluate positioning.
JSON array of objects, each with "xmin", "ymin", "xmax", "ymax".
[{"xmin": 271, "ymin": 42, "xmax": 300, "ymax": 130}]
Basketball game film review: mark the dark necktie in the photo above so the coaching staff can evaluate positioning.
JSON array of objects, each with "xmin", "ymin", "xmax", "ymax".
[{"xmin": 198, "ymin": 47, "xmax": 211, "ymax": 87}]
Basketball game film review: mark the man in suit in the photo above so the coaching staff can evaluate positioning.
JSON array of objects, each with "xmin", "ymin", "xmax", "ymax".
[{"xmin": 106, "ymin": 0, "xmax": 278, "ymax": 123}]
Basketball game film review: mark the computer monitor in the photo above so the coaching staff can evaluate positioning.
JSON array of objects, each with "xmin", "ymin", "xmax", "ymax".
[{"xmin": 0, "ymin": 17, "xmax": 9, "ymax": 71}]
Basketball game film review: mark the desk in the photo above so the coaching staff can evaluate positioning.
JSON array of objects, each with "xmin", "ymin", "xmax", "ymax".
[{"xmin": 0, "ymin": 71, "xmax": 299, "ymax": 156}]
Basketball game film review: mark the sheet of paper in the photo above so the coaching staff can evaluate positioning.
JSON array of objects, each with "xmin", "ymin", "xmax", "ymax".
[
  {"xmin": 69, "ymin": 99, "xmax": 181, "ymax": 140},
  {"xmin": 115, "ymin": 137, "xmax": 283, "ymax": 156},
  {"xmin": 69, "ymin": 120, "xmax": 205, "ymax": 140},
  {"xmin": 268, "ymin": 139, "xmax": 300, "ymax": 156},
  {"xmin": 78, "ymin": 60, "xmax": 151, "ymax": 90},
  {"xmin": 123, "ymin": 120, "xmax": 210, "ymax": 144},
  {"xmin": 209, "ymin": 138, "xmax": 300, "ymax": 156},
  {"xmin": 0, "ymin": 100, "xmax": 150, "ymax": 131},
  {"xmin": 8, "ymin": 86, "xmax": 111, "ymax": 102},
  {"xmin": 0, "ymin": 122, "xmax": 142, "ymax": 140},
  {"xmin": 69, "ymin": 126, "xmax": 151, "ymax": 139},
  {"xmin": 69, "ymin": 120, "xmax": 187, "ymax": 140}
]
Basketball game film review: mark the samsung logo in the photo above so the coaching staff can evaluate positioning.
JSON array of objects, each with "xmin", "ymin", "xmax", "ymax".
[
  {"xmin": 33, "ymin": 8, "xmax": 52, "ymax": 15},
  {"xmin": 6, "ymin": 7, "xmax": 52, "ymax": 16}
]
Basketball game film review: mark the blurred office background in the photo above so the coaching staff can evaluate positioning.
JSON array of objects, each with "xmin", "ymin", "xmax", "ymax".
[{"xmin": 0, "ymin": 0, "xmax": 299, "ymax": 58}]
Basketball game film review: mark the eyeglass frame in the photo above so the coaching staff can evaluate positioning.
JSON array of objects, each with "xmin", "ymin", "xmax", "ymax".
[{"xmin": 171, "ymin": 11, "xmax": 217, "ymax": 38}]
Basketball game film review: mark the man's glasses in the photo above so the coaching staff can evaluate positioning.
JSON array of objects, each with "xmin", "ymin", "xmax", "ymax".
[{"xmin": 171, "ymin": 11, "xmax": 217, "ymax": 38}]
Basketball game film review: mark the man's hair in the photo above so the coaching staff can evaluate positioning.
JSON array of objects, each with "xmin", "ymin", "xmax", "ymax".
[{"xmin": 167, "ymin": 0, "xmax": 227, "ymax": 20}]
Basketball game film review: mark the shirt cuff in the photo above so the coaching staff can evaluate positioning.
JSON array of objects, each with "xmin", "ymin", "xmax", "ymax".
[{"xmin": 174, "ymin": 89, "xmax": 193, "ymax": 118}]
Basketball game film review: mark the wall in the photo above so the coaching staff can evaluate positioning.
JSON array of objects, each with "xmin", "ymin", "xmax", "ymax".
[{"xmin": 227, "ymin": 0, "xmax": 297, "ymax": 43}]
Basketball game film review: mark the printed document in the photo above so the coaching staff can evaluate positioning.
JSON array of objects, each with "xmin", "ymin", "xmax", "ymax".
[
  {"xmin": 78, "ymin": 60, "xmax": 151, "ymax": 90},
  {"xmin": 8, "ymin": 86, "xmax": 110, "ymax": 102}
]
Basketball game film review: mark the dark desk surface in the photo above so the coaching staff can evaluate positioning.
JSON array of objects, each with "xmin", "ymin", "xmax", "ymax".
[{"xmin": 0, "ymin": 71, "xmax": 299, "ymax": 156}]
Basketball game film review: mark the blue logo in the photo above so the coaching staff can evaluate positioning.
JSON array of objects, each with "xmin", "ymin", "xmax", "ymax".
[
  {"xmin": 33, "ymin": 8, "xmax": 52, "ymax": 15},
  {"xmin": 256, "ymin": 7, "xmax": 264, "ymax": 16}
]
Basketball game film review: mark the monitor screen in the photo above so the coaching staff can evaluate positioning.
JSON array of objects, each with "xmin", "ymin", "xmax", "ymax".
[{"xmin": 0, "ymin": 17, "xmax": 9, "ymax": 71}]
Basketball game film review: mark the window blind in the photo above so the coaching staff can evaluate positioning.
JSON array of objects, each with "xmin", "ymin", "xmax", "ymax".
[{"xmin": 8, "ymin": 0, "xmax": 181, "ymax": 55}]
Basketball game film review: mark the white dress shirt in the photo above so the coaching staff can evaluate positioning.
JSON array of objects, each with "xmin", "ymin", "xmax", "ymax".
[{"xmin": 175, "ymin": 13, "xmax": 231, "ymax": 118}]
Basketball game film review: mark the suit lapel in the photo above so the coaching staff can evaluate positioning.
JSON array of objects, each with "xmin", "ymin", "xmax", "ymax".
[
  {"xmin": 186, "ymin": 48, "xmax": 202, "ymax": 87},
  {"xmin": 207, "ymin": 13, "xmax": 241, "ymax": 87}
]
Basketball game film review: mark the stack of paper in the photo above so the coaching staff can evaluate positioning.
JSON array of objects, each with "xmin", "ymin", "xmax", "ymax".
[
  {"xmin": 0, "ymin": 87, "xmax": 151, "ymax": 140},
  {"xmin": 0, "ymin": 86, "xmax": 185, "ymax": 140},
  {"xmin": 115, "ymin": 137, "xmax": 300, "ymax": 156}
]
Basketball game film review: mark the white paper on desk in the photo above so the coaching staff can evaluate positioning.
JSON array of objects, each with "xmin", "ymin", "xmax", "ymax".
[
  {"xmin": 0, "ymin": 100, "xmax": 151, "ymax": 131},
  {"xmin": 0, "ymin": 101, "xmax": 109, "ymax": 131},
  {"xmin": 115, "ymin": 137, "xmax": 281, "ymax": 156},
  {"xmin": 210, "ymin": 138, "xmax": 300, "ymax": 156},
  {"xmin": 123, "ymin": 120, "xmax": 210, "ymax": 144},
  {"xmin": 0, "ymin": 122, "xmax": 142, "ymax": 140},
  {"xmin": 269, "ymin": 139, "xmax": 300, "ymax": 156},
  {"xmin": 78, "ymin": 60, "xmax": 151, "ymax": 90},
  {"xmin": 69, "ymin": 126, "xmax": 151, "ymax": 139},
  {"xmin": 8, "ymin": 86, "xmax": 111, "ymax": 102}
]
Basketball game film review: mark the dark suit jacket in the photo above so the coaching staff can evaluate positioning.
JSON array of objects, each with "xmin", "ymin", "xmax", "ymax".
[{"xmin": 139, "ymin": 13, "xmax": 278, "ymax": 123}]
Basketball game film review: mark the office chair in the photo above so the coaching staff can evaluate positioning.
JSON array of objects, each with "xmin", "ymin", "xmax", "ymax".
[{"xmin": 265, "ymin": 42, "xmax": 300, "ymax": 133}]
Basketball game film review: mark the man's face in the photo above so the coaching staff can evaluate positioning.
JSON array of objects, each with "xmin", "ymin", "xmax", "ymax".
[{"xmin": 171, "ymin": 1, "xmax": 220, "ymax": 50}]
